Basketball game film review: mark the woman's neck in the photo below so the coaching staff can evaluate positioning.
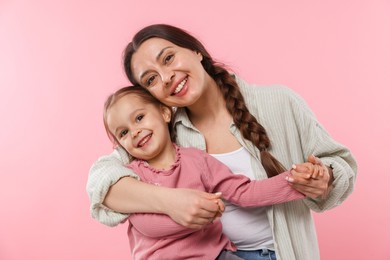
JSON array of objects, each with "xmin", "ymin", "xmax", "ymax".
[
  {"xmin": 185, "ymin": 80, "xmax": 241, "ymax": 154},
  {"xmin": 186, "ymin": 81, "xmax": 226, "ymax": 125}
]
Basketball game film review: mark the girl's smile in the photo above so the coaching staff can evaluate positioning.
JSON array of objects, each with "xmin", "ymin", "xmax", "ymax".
[{"xmin": 106, "ymin": 93, "xmax": 175, "ymax": 168}]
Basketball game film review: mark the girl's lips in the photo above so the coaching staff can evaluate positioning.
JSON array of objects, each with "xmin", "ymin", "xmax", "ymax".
[{"xmin": 137, "ymin": 133, "xmax": 152, "ymax": 147}]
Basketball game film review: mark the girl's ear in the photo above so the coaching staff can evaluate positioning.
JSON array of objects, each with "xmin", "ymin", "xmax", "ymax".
[{"xmin": 160, "ymin": 105, "xmax": 172, "ymax": 123}]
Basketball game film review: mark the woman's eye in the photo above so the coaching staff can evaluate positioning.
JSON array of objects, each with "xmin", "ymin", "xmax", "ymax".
[
  {"xmin": 164, "ymin": 54, "xmax": 174, "ymax": 64},
  {"xmin": 120, "ymin": 130, "xmax": 128, "ymax": 138},
  {"xmin": 136, "ymin": 114, "xmax": 144, "ymax": 122}
]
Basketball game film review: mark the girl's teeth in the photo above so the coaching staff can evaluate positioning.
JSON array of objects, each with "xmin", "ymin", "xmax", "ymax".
[{"xmin": 138, "ymin": 134, "xmax": 151, "ymax": 147}]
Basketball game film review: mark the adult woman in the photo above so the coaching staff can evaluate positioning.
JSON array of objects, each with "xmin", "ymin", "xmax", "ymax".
[{"xmin": 87, "ymin": 24, "xmax": 357, "ymax": 259}]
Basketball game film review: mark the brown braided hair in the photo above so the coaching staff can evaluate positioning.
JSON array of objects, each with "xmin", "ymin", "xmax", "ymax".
[{"xmin": 123, "ymin": 24, "xmax": 285, "ymax": 177}]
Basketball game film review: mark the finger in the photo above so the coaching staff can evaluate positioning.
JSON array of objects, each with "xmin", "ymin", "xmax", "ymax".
[
  {"xmin": 204, "ymin": 191, "xmax": 222, "ymax": 200},
  {"xmin": 187, "ymin": 209, "xmax": 220, "ymax": 226},
  {"xmin": 289, "ymin": 183, "xmax": 325, "ymax": 199},
  {"xmin": 290, "ymin": 169, "xmax": 312, "ymax": 181},
  {"xmin": 289, "ymin": 176, "xmax": 329, "ymax": 198},
  {"xmin": 308, "ymin": 155, "xmax": 323, "ymax": 166},
  {"xmin": 197, "ymin": 192, "xmax": 223, "ymax": 213},
  {"xmin": 311, "ymin": 165, "xmax": 321, "ymax": 179},
  {"xmin": 318, "ymin": 165, "xmax": 325, "ymax": 178},
  {"xmin": 292, "ymin": 164, "xmax": 312, "ymax": 175},
  {"xmin": 215, "ymin": 198, "xmax": 225, "ymax": 213}
]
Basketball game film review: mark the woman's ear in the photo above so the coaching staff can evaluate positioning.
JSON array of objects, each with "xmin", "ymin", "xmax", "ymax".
[
  {"xmin": 195, "ymin": 50, "xmax": 203, "ymax": 61},
  {"xmin": 160, "ymin": 105, "xmax": 172, "ymax": 123}
]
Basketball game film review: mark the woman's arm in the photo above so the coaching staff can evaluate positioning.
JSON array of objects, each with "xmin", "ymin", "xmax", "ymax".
[
  {"xmin": 87, "ymin": 148, "xmax": 223, "ymax": 228},
  {"xmin": 286, "ymin": 88, "xmax": 357, "ymax": 212},
  {"xmin": 105, "ymin": 176, "xmax": 224, "ymax": 229}
]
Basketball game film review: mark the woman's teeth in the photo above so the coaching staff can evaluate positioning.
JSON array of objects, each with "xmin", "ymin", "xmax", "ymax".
[{"xmin": 174, "ymin": 78, "xmax": 187, "ymax": 94}]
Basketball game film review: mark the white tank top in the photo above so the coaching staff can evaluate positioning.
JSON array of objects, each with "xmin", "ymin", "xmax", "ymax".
[{"xmin": 210, "ymin": 147, "xmax": 274, "ymax": 250}]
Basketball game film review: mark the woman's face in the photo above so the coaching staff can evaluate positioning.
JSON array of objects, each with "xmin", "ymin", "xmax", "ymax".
[{"xmin": 130, "ymin": 38, "xmax": 210, "ymax": 107}]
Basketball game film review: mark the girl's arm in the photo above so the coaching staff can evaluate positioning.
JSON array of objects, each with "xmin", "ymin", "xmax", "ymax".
[
  {"xmin": 201, "ymin": 151, "xmax": 305, "ymax": 207},
  {"xmin": 87, "ymin": 148, "xmax": 222, "ymax": 228}
]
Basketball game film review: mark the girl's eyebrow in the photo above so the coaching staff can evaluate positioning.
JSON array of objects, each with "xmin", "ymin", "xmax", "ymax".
[
  {"xmin": 113, "ymin": 127, "xmax": 124, "ymax": 138},
  {"xmin": 112, "ymin": 108, "xmax": 145, "ymax": 137},
  {"xmin": 139, "ymin": 46, "xmax": 174, "ymax": 81}
]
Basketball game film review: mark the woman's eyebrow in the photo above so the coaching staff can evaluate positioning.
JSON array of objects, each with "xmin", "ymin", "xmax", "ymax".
[
  {"xmin": 156, "ymin": 46, "xmax": 174, "ymax": 60},
  {"xmin": 139, "ymin": 46, "xmax": 174, "ymax": 81}
]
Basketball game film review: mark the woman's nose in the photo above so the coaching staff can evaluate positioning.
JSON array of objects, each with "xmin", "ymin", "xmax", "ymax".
[
  {"xmin": 162, "ymin": 69, "xmax": 175, "ymax": 87},
  {"xmin": 131, "ymin": 129, "xmax": 142, "ymax": 138}
]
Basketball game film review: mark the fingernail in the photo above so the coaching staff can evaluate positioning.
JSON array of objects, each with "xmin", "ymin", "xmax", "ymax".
[
  {"xmin": 214, "ymin": 192, "xmax": 222, "ymax": 196},
  {"xmin": 292, "ymin": 164, "xmax": 297, "ymax": 169},
  {"xmin": 286, "ymin": 176, "xmax": 293, "ymax": 182}
]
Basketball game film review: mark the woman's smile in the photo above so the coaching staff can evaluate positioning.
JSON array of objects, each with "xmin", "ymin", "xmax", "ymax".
[{"xmin": 171, "ymin": 77, "xmax": 188, "ymax": 96}]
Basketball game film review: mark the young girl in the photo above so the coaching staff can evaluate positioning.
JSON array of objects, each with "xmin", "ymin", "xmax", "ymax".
[{"xmin": 103, "ymin": 85, "xmax": 306, "ymax": 260}]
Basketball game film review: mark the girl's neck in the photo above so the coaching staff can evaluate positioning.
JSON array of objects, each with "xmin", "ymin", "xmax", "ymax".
[{"xmin": 145, "ymin": 142, "xmax": 177, "ymax": 170}]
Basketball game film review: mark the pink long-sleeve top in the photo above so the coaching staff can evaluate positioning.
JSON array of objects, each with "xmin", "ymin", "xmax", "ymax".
[{"xmin": 126, "ymin": 146, "xmax": 304, "ymax": 260}]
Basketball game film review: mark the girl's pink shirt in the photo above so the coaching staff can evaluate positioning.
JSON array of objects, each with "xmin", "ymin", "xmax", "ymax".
[{"xmin": 126, "ymin": 146, "xmax": 303, "ymax": 259}]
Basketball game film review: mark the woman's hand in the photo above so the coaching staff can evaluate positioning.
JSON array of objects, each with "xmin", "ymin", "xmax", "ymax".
[
  {"xmin": 104, "ymin": 177, "xmax": 224, "ymax": 229},
  {"xmin": 162, "ymin": 188, "xmax": 225, "ymax": 229},
  {"xmin": 287, "ymin": 155, "xmax": 334, "ymax": 199}
]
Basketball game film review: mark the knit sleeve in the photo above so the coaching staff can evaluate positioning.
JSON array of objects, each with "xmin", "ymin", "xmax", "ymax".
[
  {"xmin": 286, "ymin": 88, "xmax": 358, "ymax": 211},
  {"xmin": 86, "ymin": 148, "xmax": 139, "ymax": 227}
]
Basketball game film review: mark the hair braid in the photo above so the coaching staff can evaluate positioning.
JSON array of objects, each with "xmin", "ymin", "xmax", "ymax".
[{"xmin": 212, "ymin": 65, "xmax": 286, "ymax": 177}]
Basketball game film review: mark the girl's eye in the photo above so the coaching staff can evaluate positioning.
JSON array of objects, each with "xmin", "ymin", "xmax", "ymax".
[
  {"xmin": 120, "ymin": 129, "xmax": 128, "ymax": 138},
  {"xmin": 136, "ymin": 114, "xmax": 144, "ymax": 122},
  {"xmin": 146, "ymin": 75, "xmax": 156, "ymax": 87}
]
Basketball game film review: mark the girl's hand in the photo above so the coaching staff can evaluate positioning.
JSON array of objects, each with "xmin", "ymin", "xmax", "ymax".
[
  {"xmin": 163, "ymin": 188, "xmax": 225, "ymax": 229},
  {"xmin": 287, "ymin": 155, "xmax": 331, "ymax": 199}
]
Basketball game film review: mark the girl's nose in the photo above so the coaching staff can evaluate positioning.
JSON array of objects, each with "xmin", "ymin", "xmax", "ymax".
[{"xmin": 131, "ymin": 129, "xmax": 142, "ymax": 138}]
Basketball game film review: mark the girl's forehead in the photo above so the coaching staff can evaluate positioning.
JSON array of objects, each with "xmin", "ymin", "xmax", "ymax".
[{"xmin": 118, "ymin": 92, "xmax": 141, "ymax": 102}]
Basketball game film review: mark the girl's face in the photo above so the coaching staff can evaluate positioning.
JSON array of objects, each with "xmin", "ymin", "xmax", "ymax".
[
  {"xmin": 130, "ymin": 38, "xmax": 211, "ymax": 107},
  {"xmin": 106, "ymin": 93, "xmax": 172, "ymax": 164}
]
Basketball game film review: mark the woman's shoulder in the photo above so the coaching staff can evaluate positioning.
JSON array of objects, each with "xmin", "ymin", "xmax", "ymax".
[
  {"xmin": 234, "ymin": 76, "xmax": 303, "ymax": 110},
  {"xmin": 235, "ymin": 75, "xmax": 297, "ymax": 100}
]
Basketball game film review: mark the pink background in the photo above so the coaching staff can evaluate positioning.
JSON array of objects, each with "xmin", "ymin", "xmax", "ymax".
[{"xmin": 1, "ymin": 0, "xmax": 389, "ymax": 259}]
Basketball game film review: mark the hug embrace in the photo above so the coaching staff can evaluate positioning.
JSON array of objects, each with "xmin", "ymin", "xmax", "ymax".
[{"xmin": 87, "ymin": 24, "xmax": 357, "ymax": 260}]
